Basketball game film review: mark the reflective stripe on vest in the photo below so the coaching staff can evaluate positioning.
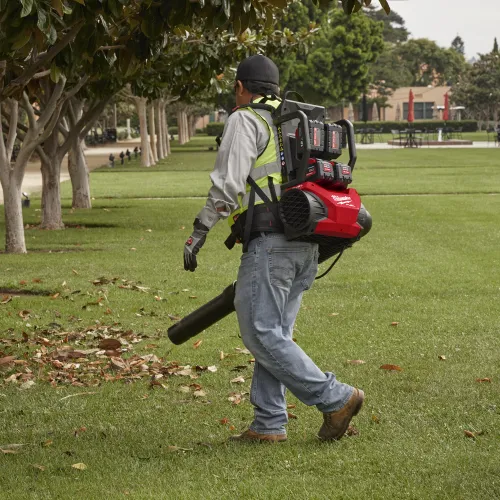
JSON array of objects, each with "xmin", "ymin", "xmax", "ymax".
[{"xmin": 229, "ymin": 98, "xmax": 283, "ymax": 227}]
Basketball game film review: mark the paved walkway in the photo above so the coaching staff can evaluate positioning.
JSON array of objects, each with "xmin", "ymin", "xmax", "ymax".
[
  {"xmin": 1, "ymin": 140, "xmax": 497, "ymax": 205},
  {"xmin": 0, "ymin": 140, "xmax": 140, "ymax": 204}
]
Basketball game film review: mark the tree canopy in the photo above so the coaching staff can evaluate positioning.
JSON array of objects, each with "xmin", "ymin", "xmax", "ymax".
[
  {"xmin": 275, "ymin": 2, "xmax": 384, "ymax": 106},
  {"xmin": 452, "ymin": 51, "xmax": 500, "ymax": 124}
]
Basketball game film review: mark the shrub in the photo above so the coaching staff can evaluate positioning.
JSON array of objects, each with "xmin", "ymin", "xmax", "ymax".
[
  {"xmin": 196, "ymin": 128, "xmax": 206, "ymax": 134},
  {"xmin": 206, "ymin": 122, "xmax": 225, "ymax": 136},
  {"xmin": 169, "ymin": 126, "xmax": 178, "ymax": 135}
]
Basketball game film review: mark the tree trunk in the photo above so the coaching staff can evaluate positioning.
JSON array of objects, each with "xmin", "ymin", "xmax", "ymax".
[
  {"xmin": 189, "ymin": 114, "xmax": 197, "ymax": 138},
  {"xmin": 176, "ymin": 110, "xmax": 184, "ymax": 145},
  {"xmin": 164, "ymin": 106, "xmax": 171, "ymax": 155},
  {"xmin": 158, "ymin": 101, "xmax": 166, "ymax": 158},
  {"xmin": 68, "ymin": 138, "xmax": 91, "ymax": 209},
  {"xmin": 183, "ymin": 111, "xmax": 189, "ymax": 142},
  {"xmin": 148, "ymin": 102, "xmax": 158, "ymax": 164},
  {"xmin": 40, "ymin": 129, "xmax": 64, "ymax": 230},
  {"xmin": 135, "ymin": 97, "xmax": 151, "ymax": 167},
  {"xmin": 154, "ymin": 100, "xmax": 164, "ymax": 160},
  {"xmin": 3, "ymin": 180, "xmax": 26, "ymax": 253}
]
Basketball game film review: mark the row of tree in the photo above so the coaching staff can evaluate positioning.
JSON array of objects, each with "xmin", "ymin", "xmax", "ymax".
[{"xmin": 6, "ymin": 0, "xmax": 385, "ymax": 254}]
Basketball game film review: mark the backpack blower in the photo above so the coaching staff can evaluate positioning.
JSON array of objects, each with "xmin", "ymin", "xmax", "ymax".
[{"xmin": 168, "ymin": 94, "xmax": 372, "ymax": 345}]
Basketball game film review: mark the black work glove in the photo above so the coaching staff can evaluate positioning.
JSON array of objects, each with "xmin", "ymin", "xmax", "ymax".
[{"xmin": 183, "ymin": 219, "xmax": 209, "ymax": 272}]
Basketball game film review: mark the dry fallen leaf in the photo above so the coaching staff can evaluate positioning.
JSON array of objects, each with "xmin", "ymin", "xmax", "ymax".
[
  {"xmin": 219, "ymin": 417, "xmax": 229, "ymax": 425},
  {"xmin": 220, "ymin": 351, "xmax": 225, "ymax": 360},
  {"xmin": 71, "ymin": 463, "xmax": 87, "ymax": 470},
  {"xmin": 207, "ymin": 366, "xmax": 217, "ymax": 373},
  {"xmin": 329, "ymin": 313, "xmax": 339, "ymax": 316},
  {"xmin": 18, "ymin": 310, "xmax": 31, "ymax": 320},
  {"xmin": 98, "ymin": 339, "xmax": 121, "ymax": 350},
  {"xmin": 380, "ymin": 364, "xmax": 403, "ymax": 372},
  {"xmin": 371, "ymin": 414, "xmax": 380, "ymax": 424},
  {"xmin": 193, "ymin": 390, "xmax": 206, "ymax": 398},
  {"xmin": 0, "ymin": 444, "xmax": 24, "ymax": 453},
  {"xmin": 287, "ymin": 412, "xmax": 298, "ymax": 419},
  {"xmin": 32, "ymin": 464, "xmax": 46, "ymax": 471},
  {"xmin": 168, "ymin": 314, "xmax": 182, "ymax": 321},
  {"xmin": 110, "ymin": 357, "xmax": 128, "ymax": 371},
  {"xmin": 438, "ymin": 355, "xmax": 447, "ymax": 361},
  {"xmin": 0, "ymin": 356, "xmax": 16, "ymax": 366},
  {"xmin": 72, "ymin": 269, "xmax": 79, "ymax": 275},
  {"xmin": 464, "ymin": 429, "xmax": 484, "ymax": 439},
  {"xmin": 50, "ymin": 293, "xmax": 60, "ymax": 300},
  {"xmin": 168, "ymin": 445, "xmax": 193, "ymax": 452},
  {"xmin": 390, "ymin": 322, "xmax": 399, "ymax": 326},
  {"xmin": 193, "ymin": 340, "xmax": 203, "ymax": 349},
  {"xmin": 1, "ymin": 295, "xmax": 12, "ymax": 304},
  {"xmin": 19, "ymin": 380, "xmax": 35, "ymax": 390},
  {"xmin": 287, "ymin": 404, "xmax": 296, "ymax": 409},
  {"xmin": 230, "ymin": 376, "xmax": 245, "ymax": 384},
  {"xmin": 345, "ymin": 425, "xmax": 359, "ymax": 437},
  {"xmin": 476, "ymin": 378, "xmax": 492, "ymax": 383},
  {"xmin": 347, "ymin": 359, "xmax": 366, "ymax": 365}
]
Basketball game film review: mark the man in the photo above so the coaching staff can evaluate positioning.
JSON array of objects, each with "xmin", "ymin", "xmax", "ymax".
[{"xmin": 183, "ymin": 55, "xmax": 364, "ymax": 442}]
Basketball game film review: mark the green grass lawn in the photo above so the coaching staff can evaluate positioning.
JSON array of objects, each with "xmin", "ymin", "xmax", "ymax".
[{"xmin": 1, "ymin": 143, "xmax": 500, "ymax": 499}]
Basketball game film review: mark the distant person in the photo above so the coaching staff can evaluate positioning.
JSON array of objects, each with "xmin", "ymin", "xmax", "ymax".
[
  {"xmin": 119, "ymin": 151, "xmax": 125, "ymax": 165},
  {"xmin": 108, "ymin": 153, "xmax": 115, "ymax": 168},
  {"xmin": 133, "ymin": 146, "xmax": 139, "ymax": 158},
  {"xmin": 126, "ymin": 149, "xmax": 131, "ymax": 161}
]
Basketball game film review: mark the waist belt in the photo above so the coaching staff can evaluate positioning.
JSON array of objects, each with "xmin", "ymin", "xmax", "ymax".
[{"xmin": 224, "ymin": 203, "xmax": 284, "ymax": 251}]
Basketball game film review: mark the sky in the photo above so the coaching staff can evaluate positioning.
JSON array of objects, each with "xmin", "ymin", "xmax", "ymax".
[{"xmin": 383, "ymin": 0, "xmax": 500, "ymax": 59}]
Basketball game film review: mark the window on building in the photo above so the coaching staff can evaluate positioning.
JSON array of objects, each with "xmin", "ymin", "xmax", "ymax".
[{"xmin": 403, "ymin": 102, "xmax": 434, "ymax": 120}]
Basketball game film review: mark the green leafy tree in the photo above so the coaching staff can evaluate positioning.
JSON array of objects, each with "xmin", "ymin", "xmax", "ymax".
[
  {"xmin": 395, "ymin": 38, "xmax": 466, "ymax": 86},
  {"xmin": 451, "ymin": 35, "xmax": 465, "ymax": 55},
  {"xmin": 452, "ymin": 52, "xmax": 500, "ymax": 126},
  {"xmin": 364, "ymin": 5, "xmax": 409, "ymax": 44},
  {"xmin": 276, "ymin": 6, "xmax": 384, "ymax": 106},
  {"xmin": 493, "ymin": 38, "xmax": 499, "ymax": 54}
]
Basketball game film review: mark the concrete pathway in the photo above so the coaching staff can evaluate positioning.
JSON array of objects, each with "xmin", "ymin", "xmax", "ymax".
[{"xmin": 0, "ymin": 140, "xmax": 140, "ymax": 204}]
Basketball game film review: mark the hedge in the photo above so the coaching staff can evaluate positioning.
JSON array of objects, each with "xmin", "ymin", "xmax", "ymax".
[
  {"xmin": 206, "ymin": 122, "xmax": 225, "ymax": 136},
  {"xmin": 206, "ymin": 119, "xmax": 478, "ymax": 137},
  {"xmin": 169, "ymin": 126, "xmax": 178, "ymax": 135},
  {"xmin": 350, "ymin": 120, "xmax": 477, "ymax": 133}
]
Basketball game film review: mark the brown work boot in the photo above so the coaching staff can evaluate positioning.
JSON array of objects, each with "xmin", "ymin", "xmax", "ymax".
[
  {"xmin": 228, "ymin": 429, "xmax": 287, "ymax": 443},
  {"xmin": 317, "ymin": 388, "xmax": 365, "ymax": 441}
]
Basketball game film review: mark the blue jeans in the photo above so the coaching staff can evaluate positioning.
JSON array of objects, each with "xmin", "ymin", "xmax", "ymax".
[{"xmin": 234, "ymin": 233, "xmax": 354, "ymax": 435}]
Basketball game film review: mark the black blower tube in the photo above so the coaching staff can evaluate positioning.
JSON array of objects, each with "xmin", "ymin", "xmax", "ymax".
[{"xmin": 167, "ymin": 282, "xmax": 236, "ymax": 345}]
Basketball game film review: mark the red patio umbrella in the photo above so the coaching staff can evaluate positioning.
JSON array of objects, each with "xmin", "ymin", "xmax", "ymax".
[
  {"xmin": 443, "ymin": 92, "xmax": 449, "ymax": 121},
  {"xmin": 407, "ymin": 89, "xmax": 414, "ymax": 123}
]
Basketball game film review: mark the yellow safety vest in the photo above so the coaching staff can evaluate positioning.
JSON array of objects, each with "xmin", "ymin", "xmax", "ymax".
[{"xmin": 228, "ymin": 97, "xmax": 283, "ymax": 229}]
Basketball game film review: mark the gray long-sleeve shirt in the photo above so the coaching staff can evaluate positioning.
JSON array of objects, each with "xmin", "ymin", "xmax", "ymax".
[{"xmin": 196, "ymin": 110, "xmax": 270, "ymax": 230}]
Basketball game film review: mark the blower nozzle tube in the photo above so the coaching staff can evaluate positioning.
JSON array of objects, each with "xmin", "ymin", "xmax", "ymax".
[{"xmin": 167, "ymin": 282, "xmax": 236, "ymax": 345}]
